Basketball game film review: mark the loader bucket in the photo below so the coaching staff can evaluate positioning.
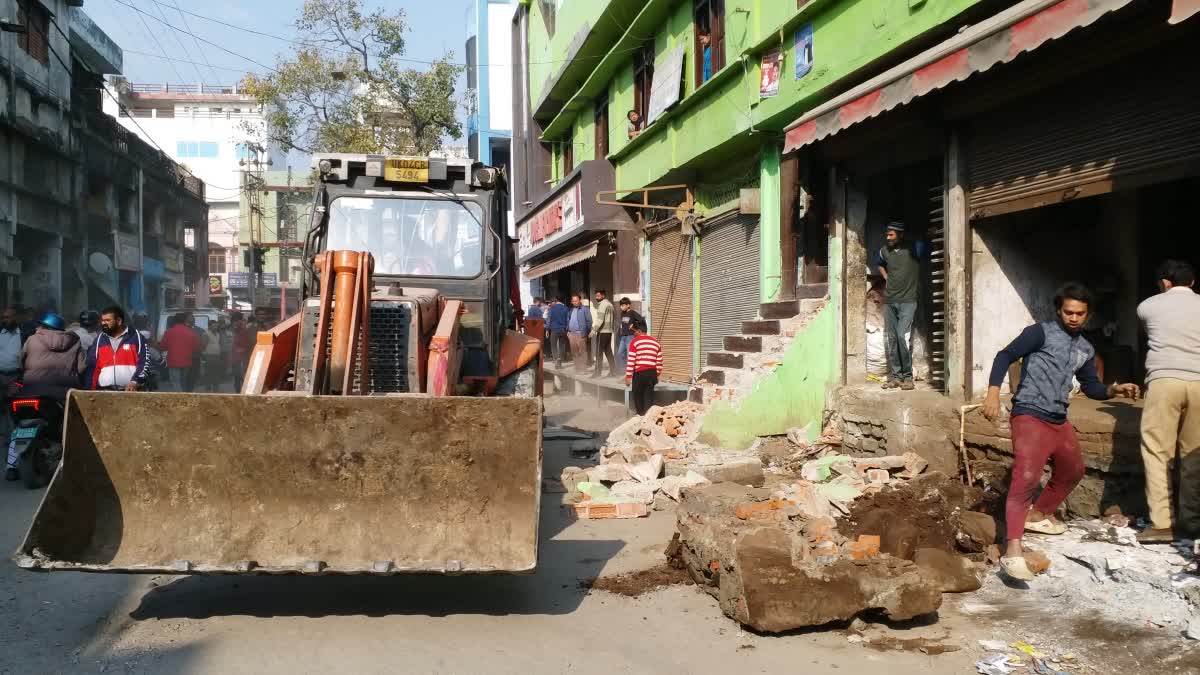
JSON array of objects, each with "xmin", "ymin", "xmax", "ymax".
[{"xmin": 14, "ymin": 391, "xmax": 542, "ymax": 575}]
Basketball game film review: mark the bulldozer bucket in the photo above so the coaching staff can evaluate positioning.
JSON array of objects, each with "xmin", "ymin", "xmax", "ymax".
[{"xmin": 14, "ymin": 391, "xmax": 542, "ymax": 575}]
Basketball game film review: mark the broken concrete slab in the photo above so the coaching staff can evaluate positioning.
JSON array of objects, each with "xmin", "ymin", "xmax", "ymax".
[
  {"xmin": 673, "ymin": 483, "xmax": 943, "ymax": 633},
  {"xmin": 667, "ymin": 453, "xmax": 764, "ymax": 487},
  {"xmin": 913, "ymin": 548, "xmax": 982, "ymax": 593},
  {"xmin": 954, "ymin": 511, "xmax": 997, "ymax": 553}
]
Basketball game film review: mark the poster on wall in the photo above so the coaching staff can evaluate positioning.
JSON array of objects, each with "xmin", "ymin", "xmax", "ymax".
[
  {"xmin": 794, "ymin": 24, "xmax": 814, "ymax": 80},
  {"xmin": 760, "ymin": 49, "xmax": 782, "ymax": 98},
  {"xmin": 208, "ymin": 276, "xmax": 222, "ymax": 294}
]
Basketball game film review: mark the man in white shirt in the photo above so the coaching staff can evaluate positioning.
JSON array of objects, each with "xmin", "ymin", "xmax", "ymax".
[{"xmin": 1137, "ymin": 260, "xmax": 1200, "ymax": 543}]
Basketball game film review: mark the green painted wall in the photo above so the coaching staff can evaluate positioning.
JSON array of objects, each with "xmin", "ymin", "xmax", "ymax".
[
  {"xmin": 758, "ymin": 148, "xmax": 781, "ymax": 304},
  {"xmin": 544, "ymin": 0, "xmax": 982, "ymax": 189},
  {"xmin": 697, "ymin": 238, "xmax": 843, "ymax": 450},
  {"xmin": 527, "ymin": 1, "xmax": 612, "ymax": 110}
]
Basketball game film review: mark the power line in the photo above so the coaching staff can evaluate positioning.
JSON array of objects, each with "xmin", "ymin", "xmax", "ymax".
[
  {"xmin": 109, "ymin": 0, "xmax": 277, "ymax": 74},
  {"xmin": 167, "ymin": 0, "xmax": 222, "ymax": 84},
  {"xmin": 134, "ymin": 0, "xmax": 650, "ymax": 70},
  {"xmin": 129, "ymin": 0, "xmax": 187, "ymax": 83},
  {"xmin": 148, "ymin": 0, "xmax": 207, "ymax": 84},
  {"xmin": 122, "ymin": 49, "xmax": 252, "ymax": 74}
]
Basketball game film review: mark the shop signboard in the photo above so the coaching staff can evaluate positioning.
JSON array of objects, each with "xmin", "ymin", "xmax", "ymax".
[
  {"xmin": 114, "ymin": 232, "xmax": 141, "ymax": 271},
  {"xmin": 227, "ymin": 272, "xmax": 277, "ymax": 289},
  {"xmin": 518, "ymin": 179, "xmax": 584, "ymax": 257}
]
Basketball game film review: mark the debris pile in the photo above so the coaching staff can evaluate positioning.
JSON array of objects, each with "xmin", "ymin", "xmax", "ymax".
[
  {"xmin": 567, "ymin": 401, "xmax": 764, "ymax": 518},
  {"xmin": 671, "ymin": 464, "xmax": 997, "ymax": 632}
]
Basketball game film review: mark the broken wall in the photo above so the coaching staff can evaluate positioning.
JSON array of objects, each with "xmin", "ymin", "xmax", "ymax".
[{"xmin": 697, "ymin": 239, "xmax": 842, "ymax": 450}]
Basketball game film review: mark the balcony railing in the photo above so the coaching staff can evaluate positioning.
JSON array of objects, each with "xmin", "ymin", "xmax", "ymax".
[{"xmin": 129, "ymin": 83, "xmax": 242, "ymax": 95}]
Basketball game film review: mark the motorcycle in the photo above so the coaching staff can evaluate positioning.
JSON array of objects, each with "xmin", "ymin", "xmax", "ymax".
[{"xmin": 8, "ymin": 394, "xmax": 64, "ymax": 489}]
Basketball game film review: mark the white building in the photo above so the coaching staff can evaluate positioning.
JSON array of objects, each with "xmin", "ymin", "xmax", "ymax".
[{"xmin": 103, "ymin": 79, "xmax": 284, "ymax": 298}]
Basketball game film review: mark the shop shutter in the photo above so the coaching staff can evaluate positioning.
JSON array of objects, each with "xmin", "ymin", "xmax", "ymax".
[
  {"xmin": 699, "ymin": 213, "xmax": 759, "ymax": 367},
  {"xmin": 968, "ymin": 65, "xmax": 1200, "ymax": 219},
  {"xmin": 650, "ymin": 226, "xmax": 694, "ymax": 384}
]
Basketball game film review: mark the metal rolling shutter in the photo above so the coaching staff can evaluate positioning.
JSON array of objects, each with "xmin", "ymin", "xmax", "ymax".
[
  {"xmin": 650, "ymin": 226, "xmax": 694, "ymax": 384},
  {"xmin": 699, "ymin": 213, "xmax": 759, "ymax": 367},
  {"xmin": 968, "ymin": 66, "xmax": 1200, "ymax": 219}
]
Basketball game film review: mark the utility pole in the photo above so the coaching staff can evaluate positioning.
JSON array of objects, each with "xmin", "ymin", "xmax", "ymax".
[{"xmin": 242, "ymin": 143, "xmax": 267, "ymax": 316}]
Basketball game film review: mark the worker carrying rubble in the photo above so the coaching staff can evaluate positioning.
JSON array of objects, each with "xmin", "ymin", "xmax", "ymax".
[{"xmin": 982, "ymin": 282, "xmax": 1140, "ymax": 581}]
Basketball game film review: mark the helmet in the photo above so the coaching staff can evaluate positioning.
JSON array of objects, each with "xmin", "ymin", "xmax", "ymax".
[
  {"xmin": 38, "ymin": 313, "xmax": 66, "ymax": 331},
  {"xmin": 79, "ymin": 310, "xmax": 100, "ymax": 326}
]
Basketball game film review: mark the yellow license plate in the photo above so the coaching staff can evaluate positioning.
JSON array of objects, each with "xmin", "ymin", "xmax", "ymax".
[{"xmin": 385, "ymin": 158, "xmax": 429, "ymax": 183}]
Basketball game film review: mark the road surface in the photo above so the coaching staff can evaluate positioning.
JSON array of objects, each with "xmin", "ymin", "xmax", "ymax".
[{"xmin": 0, "ymin": 397, "xmax": 981, "ymax": 674}]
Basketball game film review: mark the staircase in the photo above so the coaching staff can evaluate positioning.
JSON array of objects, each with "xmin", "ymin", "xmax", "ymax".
[{"xmin": 691, "ymin": 283, "xmax": 829, "ymax": 405}]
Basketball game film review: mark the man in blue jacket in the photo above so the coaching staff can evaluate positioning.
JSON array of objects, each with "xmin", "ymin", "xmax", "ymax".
[
  {"xmin": 982, "ymin": 282, "xmax": 1139, "ymax": 581},
  {"xmin": 567, "ymin": 293, "xmax": 592, "ymax": 372},
  {"xmin": 545, "ymin": 296, "xmax": 570, "ymax": 369}
]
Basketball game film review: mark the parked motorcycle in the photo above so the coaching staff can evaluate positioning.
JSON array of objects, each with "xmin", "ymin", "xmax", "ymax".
[{"xmin": 8, "ymin": 395, "xmax": 64, "ymax": 489}]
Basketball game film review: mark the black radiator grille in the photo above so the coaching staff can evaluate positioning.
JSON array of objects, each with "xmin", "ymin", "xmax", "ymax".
[{"xmin": 296, "ymin": 301, "xmax": 412, "ymax": 394}]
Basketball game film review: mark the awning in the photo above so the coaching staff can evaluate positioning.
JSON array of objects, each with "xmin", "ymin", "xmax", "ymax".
[
  {"xmin": 783, "ymin": 0, "xmax": 1135, "ymax": 153},
  {"xmin": 521, "ymin": 241, "xmax": 599, "ymax": 281}
]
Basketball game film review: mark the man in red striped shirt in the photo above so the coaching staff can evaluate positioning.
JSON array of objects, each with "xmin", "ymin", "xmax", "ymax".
[{"xmin": 624, "ymin": 318, "xmax": 662, "ymax": 415}]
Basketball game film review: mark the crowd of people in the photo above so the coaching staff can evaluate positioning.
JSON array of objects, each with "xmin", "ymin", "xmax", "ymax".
[
  {"xmin": 0, "ymin": 304, "xmax": 265, "ymax": 481},
  {"xmin": 527, "ymin": 291, "xmax": 661, "ymax": 414}
]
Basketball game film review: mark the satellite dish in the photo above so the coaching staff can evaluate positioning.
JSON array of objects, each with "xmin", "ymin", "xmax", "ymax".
[{"xmin": 89, "ymin": 252, "xmax": 113, "ymax": 276}]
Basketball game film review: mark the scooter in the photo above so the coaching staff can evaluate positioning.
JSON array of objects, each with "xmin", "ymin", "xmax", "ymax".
[{"xmin": 8, "ymin": 394, "xmax": 64, "ymax": 489}]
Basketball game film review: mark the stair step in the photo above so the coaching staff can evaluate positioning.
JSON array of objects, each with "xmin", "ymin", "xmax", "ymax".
[
  {"xmin": 760, "ymin": 300, "xmax": 799, "ymax": 319},
  {"xmin": 795, "ymin": 282, "xmax": 829, "ymax": 299},
  {"xmin": 724, "ymin": 335, "xmax": 763, "ymax": 353},
  {"xmin": 741, "ymin": 319, "xmax": 780, "ymax": 335},
  {"xmin": 706, "ymin": 351, "xmax": 744, "ymax": 368},
  {"xmin": 698, "ymin": 369, "xmax": 726, "ymax": 385}
]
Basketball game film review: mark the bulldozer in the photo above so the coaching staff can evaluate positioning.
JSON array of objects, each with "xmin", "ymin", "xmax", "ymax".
[{"xmin": 15, "ymin": 154, "xmax": 544, "ymax": 575}]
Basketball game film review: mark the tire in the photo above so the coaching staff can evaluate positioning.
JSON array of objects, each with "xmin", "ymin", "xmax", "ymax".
[
  {"xmin": 18, "ymin": 440, "xmax": 49, "ymax": 489},
  {"xmin": 495, "ymin": 361, "xmax": 539, "ymax": 399}
]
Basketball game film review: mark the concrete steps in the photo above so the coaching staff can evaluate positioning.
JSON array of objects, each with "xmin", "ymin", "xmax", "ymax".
[{"xmin": 690, "ymin": 293, "xmax": 829, "ymax": 407}]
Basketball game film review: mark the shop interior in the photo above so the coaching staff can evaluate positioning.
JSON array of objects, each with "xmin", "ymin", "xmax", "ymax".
[{"xmin": 970, "ymin": 175, "xmax": 1200, "ymax": 396}]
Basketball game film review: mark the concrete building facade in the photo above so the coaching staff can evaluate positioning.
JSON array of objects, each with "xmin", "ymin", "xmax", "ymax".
[{"xmin": 0, "ymin": 0, "xmax": 206, "ymax": 325}]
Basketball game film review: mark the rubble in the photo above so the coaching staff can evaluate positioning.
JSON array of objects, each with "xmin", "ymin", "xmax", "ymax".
[{"xmin": 671, "ymin": 482, "xmax": 944, "ymax": 632}]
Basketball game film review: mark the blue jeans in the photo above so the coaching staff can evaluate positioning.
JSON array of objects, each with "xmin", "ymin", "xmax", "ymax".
[
  {"xmin": 616, "ymin": 335, "xmax": 634, "ymax": 372},
  {"xmin": 885, "ymin": 302, "xmax": 917, "ymax": 382}
]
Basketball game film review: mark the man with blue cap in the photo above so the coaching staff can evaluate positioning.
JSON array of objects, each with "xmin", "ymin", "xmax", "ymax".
[{"xmin": 876, "ymin": 220, "xmax": 922, "ymax": 390}]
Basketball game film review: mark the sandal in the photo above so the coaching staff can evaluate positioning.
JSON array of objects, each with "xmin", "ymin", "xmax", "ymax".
[
  {"xmin": 1024, "ymin": 518, "xmax": 1067, "ymax": 535},
  {"xmin": 1001, "ymin": 556, "xmax": 1035, "ymax": 581}
]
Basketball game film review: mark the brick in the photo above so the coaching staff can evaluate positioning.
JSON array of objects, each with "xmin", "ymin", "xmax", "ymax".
[
  {"xmin": 857, "ymin": 535, "xmax": 881, "ymax": 557},
  {"xmin": 1023, "ymin": 548, "xmax": 1051, "ymax": 575},
  {"xmin": 795, "ymin": 283, "xmax": 829, "ymax": 299},
  {"xmin": 866, "ymin": 468, "xmax": 890, "ymax": 484},
  {"xmin": 573, "ymin": 501, "xmax": 649, "ymax": 519},
  {"xmin": 707, "ymin": 352, "xmax": 743, "ymax": 368},
  {"xmin": 724, "ymin": 336, "xmax": 763, "ymax": 353},
  {"xmin": 741, "ymin": 320, "xmax": 781, "ymax": 335},
  {"xmin": 760, "ymin": 300, "xmax": 800, "ymax": 319}
]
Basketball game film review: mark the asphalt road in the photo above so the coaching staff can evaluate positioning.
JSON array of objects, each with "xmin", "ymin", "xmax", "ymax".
[{"xmin": 0, "ymin": 397, "xmax": 979, "ymax": 674}]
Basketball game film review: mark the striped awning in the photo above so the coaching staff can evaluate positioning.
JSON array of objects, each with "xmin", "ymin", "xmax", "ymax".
[
  {"xmin": 783, "ymin": 0, "xmax": 1137, "ymax": 153},
  {"xmin": 521, "ymin": 240, "xmax": 599, "ymax": 281}
]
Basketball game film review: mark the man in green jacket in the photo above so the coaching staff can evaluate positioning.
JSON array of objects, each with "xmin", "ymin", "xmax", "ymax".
[
  {"xmin": 591, "ymin": 289, "xmax": 616, "ymax": 377},
  {"xmin": 877, "ymin": 221, "xmax": 924, "ymax": 390}
]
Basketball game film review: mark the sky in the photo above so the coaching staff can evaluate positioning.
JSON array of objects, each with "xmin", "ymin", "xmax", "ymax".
[{"xmin": 83, "ymin": 0, "xmax": 471, "ymax": 91}]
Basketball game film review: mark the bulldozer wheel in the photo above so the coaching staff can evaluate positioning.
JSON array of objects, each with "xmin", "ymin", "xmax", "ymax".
[{"xmin": 495, "ymin": 362, "xmax": 538, "ymax": 398}]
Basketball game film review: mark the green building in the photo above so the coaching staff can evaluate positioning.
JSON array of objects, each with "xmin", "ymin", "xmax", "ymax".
[
  {"xmin": 235, "ymin": 169, "xmax": 312, "ymax": 314},
  {"xmin": 512, "ymin": 0, "xmax": 1200, "ymax": 448}
]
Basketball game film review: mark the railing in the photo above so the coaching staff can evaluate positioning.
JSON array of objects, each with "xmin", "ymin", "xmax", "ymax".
[
  {"xmin": 129, "ymin": 83, "xmax": 241, "ymax": 95},
  {"xmin": 120, "ymin": 108, "xmax": 261, "ymax": 120}
]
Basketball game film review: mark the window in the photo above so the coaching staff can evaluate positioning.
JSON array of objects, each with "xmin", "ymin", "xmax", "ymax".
[
  {"xmin": 325, "ymin": 197, "xmax": 484, "ymax": 278},
  {"xmin": 594, "ymin": 94, "xmax": 610, "ymax": 158},
  {"xmin": 177, "ymin": 141, "xmax": 219, "ymax": 158},
  {"xmin": 563, "ymin": 128, "xmax": 573, "ymax": 176},
  {"xmin": 208, "ymin": 249, "xmax": 227, "ymax": 274},
  {"xmin": 235, "ymin": 143, "xmax": 255, "ymax": 161},
  {"xmin": 633, "ymin": 41, "xmax": 655, "ymax": 125},
  {"xmin": 694, "ymin": 0, "xmax": 726, "ymax": 87},
  {"xmin": 17, "ymin": 0, "xmax": 50, "ymax": 65}
]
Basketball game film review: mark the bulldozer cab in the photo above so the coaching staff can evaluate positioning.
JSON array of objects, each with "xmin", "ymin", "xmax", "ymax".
[{"xmin": 304, "ymin": 154, "xmax": 515, "ymax": 381}]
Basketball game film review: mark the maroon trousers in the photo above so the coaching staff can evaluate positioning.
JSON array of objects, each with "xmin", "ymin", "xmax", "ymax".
[{"xmin": 1005, "ymin": 414, "xmax": 1086, "ymax": 540}]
